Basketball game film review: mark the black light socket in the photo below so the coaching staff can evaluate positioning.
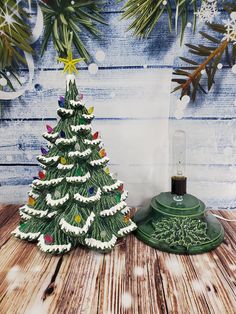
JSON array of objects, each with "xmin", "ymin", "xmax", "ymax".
[{"xmin": 171, "ymin": 176, "xmax": 187, "ymax": 196}]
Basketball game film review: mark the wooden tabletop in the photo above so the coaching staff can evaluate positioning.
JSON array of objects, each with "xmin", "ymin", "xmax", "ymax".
[{"xmin": 0, "ymin": 205, "xmax": 235, "ymax": 314}]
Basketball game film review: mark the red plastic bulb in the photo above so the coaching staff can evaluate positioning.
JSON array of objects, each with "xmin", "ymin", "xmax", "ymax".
[
  {"xmin": 118, "ymin": 184, "xmax": 124, "ymax": 192},
  {"xmin": 44, "ymin": 234, "xmax": 53, "ymax": 244},
  {"xmin": 38, "ymin": 171, "xmax": 46, "ymax": 180},
  {"xmin": 93, "ymin": 132, "xmax": 99, "ymax": 140}
]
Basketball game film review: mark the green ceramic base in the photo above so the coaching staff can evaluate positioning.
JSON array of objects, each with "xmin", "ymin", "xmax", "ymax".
[{"xmin": 135, "ymin": 192, "xmax": 224, "ymax": 255}]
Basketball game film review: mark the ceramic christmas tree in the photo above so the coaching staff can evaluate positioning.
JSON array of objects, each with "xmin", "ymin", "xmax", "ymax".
[{"xmin": 12, "ymin": 52, "xmax": 136, "ymax": 254}]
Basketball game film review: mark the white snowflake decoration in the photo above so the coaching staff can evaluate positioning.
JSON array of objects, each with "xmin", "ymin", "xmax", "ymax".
[
  {"xmin": 195, "ymin": 0, "xmax": 219, "ymax": 23},
  {"xmin": 223, "ymin": 15, "xmax": 236, "ymax": 43}
]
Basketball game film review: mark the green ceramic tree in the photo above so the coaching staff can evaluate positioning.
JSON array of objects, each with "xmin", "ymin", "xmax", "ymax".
[{"xmin": 12, "ymin": 55, "xmax": 136, "ymax": 254}]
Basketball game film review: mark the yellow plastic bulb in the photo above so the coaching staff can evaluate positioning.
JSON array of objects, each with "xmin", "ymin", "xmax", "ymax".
[
  {"xmin": 28, "ymin": 196, "xmax": 36, "ymax": 206},
  {"xmin": 60, "ymin": 157, "xmax": 67, "ymax": 165},
  {"xmin": 99, "ymin": 149, "xmax": 106, "ymax": 158},
  {"xmin": 123, "ymin": 215, "xmax": 130, "ymax": 224},
  {"xmin": 74, "ymin": 214, "xmax": 81, "ymax": 223},
  {"xmin": 104, "ymin": 167, "xmax": 110, "ymax": 175},
  {"xmin": 88, "ymin": 106, "xmax": 94, "ymax": 114}
]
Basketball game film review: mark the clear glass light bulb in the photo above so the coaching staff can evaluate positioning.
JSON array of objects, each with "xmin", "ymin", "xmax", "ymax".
[
  {"xmin": 171, "ymin": 130, "xmax": 187, "ymax": 203},
  {"xmin": 172, "ymin": 130, "xmax": 186, "ymax": 177}
]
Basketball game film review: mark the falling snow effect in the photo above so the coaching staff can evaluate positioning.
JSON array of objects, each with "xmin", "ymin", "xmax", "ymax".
[
  {"xmin": 133, "ymin": 266, "xmax": 144, "ymax": 276},
  {"xmin": 195, "ymin": 0, "xmax": 219, "ymax": 23},
  {"xmin": 232, "ymin": 64, "xmax": 236, "ymax": 73},
  {"xmin": 6, "ymin": 265, "xmax": 25, "ymax": 292},
  {"xmin": 95, "ymin": 50, "xmax": 105, "ymax": 62},
  {"xmin": 88, "ymin": 63, "xmax": 99, "ymax": 75},
  {"xmin": 121, "ymin": 292, "xmax": 132, "ymax": 309}
]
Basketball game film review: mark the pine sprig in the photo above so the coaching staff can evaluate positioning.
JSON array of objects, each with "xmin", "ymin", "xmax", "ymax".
[
  {"xmin": 0, "ymin": 0, "xmax": 32, "ymax": 90},
  {"xmin": 121, "ymin": 0, "xmax": 200, "ymax": 42},
  {"xmin": 172, "ymin": 38, "xmax": 229, "ymax": 101},
  {"xmin": 172, "ymin": 1, "xmax": 236, "ymax": 101},
  {"xmin": 40, "ymin": 0, "xmax": 107, "ymax": 62}
]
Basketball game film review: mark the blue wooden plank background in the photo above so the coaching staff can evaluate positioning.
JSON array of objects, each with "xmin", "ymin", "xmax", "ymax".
[{"xmin": 0, "ymin": 1, "xmax": 236, "ymax": 209}]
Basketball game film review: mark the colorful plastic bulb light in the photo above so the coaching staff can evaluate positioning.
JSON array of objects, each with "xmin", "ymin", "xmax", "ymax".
[
  {"xmin": 88, "ymin": 107, "xmax": 94, "ymax": 114},
  {"xmin": 60, "ymin": 130, "xmax": 66, "ymax": 138},
  {"xmin": 38, "ymin": 171, "xmax": 46, "ymax": 180},
  {"xmin": 46, "ymin": 125, "xmax": 53, "ymax": 133},
  {"xmin": 99, "ymin": 149, "xmax": 106, "ymax": 158},
  {"xmin": 41, "ymin": 147, "xmax": 48, "ymax": 155},
  {"xmin": 93, "ymin": 132, "xmax": 99, "ymax": 140}
]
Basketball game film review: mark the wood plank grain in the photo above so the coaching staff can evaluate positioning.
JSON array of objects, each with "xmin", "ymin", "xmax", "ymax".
[
  {"xmin": 97, "ymin": 235, "xmax": 167, "ymax": 313},
  {"xmin": 125, "ymin": 236, "xmax": 167, "ymax": 313},
  {"xmin": 1, "ymin": 68, "xmax": 235, "ymax": 121},
  {"xmin": 44, "ymin": 248, "xmax": 105, "ymax": 314},
  {"xmin": 0, "ymin": 206, "xmax": 235, "ymax": 314},
  {"xmin": 1, "ymin": 176, "xmax": 236, "ymax": 209},
  {"xmin": 1, "ymin": 114, "xmax": 236, "ymax": 206},
  {"xmin": 0, "ymin": 204, "xmax": 19, "ymax": 225},
  {"xmin": 0, "ymin": 239, "xmax": 62, "ymax": 314},
  {"xmin": 1, "ymin": 68, "xmax": 172, "ymax": 119},
  {"xmin": 31, "ymin": 13, "xmax": 177, "ymax": 69},
  {"xmin": 157, "ymin": 252, "xmax": 210, "ymax": 313},
  {"xmin": 0, "ymin": 119, "xmax": 235, "ymax": 166},
  {"xmin": 23, "ymin": 12, "xmax": 229, "ymax": 69},
  {"xmin": 189, "ymin": 253, "xmax": 236, "ymax": 313},
  {"xmin": 0, "ymin": 205, "xmax": 20, "ymax": 248}
]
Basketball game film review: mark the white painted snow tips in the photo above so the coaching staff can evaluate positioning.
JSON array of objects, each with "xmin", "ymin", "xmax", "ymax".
[
  {"xmin": 82, "ymin": 113, "xmax": 94, "ymax": 120},
  {"xmin": 37, "ymin": 235, "xmax": 71, "ymax": 253},
  {"xmin": 23, "ymin": 204, "xmax": 48, "ymax": 217},
  {"xmin": 55, "ymin": 136, "xmax": 77, "ymax": 146},
  {"xmin": 43, "ymin": 132, "xmax": 59, "ymax": 140},
  {"xmin": 37, "ymin": 155, "xmax": 60, "ymax": 164},
  {"xmin": 103, "ymin": 180, "xmax": 123, "ymax": 192},
  {"xmin": 46, "ymin": 193, "xmax": 69, "ymax": 207},
  {"xmin": 19, "ymin": 210, "xmax": 31, "ymax": 221},
  {"xmin": 57, "ymin": 163, "xmax": 74, "ymax": 170},
  {"xmin": 60, "ymin": 212, "xmax": 95, "ymax": 235},
  {"xmin": 121, "ymin": 190, "xmax": 128, "ymax": 201},
  {"xmin": 70, "ymin": 99, "xmax": 84, "ymax": 107},
  {"xmin": 47, "ymin": 211, "xmax": 58, "ymax": 218},
  {"xmin": 121, "ymin": 206, "xmax": 130, "ymax": 215},
  {"xmin": 33, "ymin": 177, "xmax": 63, "ymax": 187},
  {"xmin": 89, "ymin": 156, "xmax": 109, "ymax": 166},
  {"xmin": 12, "ymin": 227, "xmax": 40, "ymax": 240},
  {"xmin": 47, "ymin": 143, "xmax": 54, "ymax": 148},
  {"xmin": 68, "ymin": 148, "xmax": 92, "ymax": 158},
  {"xmin": 83, "ymin": 138, "xmax": 101, "ymax": 146},
  {"xmin": 66, "ymin": 172, "xmax": 91, "ymax": 183},
  {"xmin": 57, "ymin": 108, "xmax": 74, "ymax": 116},
  {"xmin": 118, "ymin": 221, "xmax": 137, "ymax": 236},
  {"xmin": 85, "ymin": 234, "xmax": 117, "ymax": 250},
  {"xmin": 100, "ymin": 201, "xmax": 127, "ymax": 217},
  {"xmin": 71, "ymin": 124, "xmax": 92, "ymax": 132},
  {"xmin": 28, "ymin": 190, "xmax": 39, "ymax": 199},
  {"xmin": 38, "ymin": 162, "xmax": 47, "ymax": 169},
  {"xmin": 74, "ymin": 188, "xmax": 101, "ymax": 203}
]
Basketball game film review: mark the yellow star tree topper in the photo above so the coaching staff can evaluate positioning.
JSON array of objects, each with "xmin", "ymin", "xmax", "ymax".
[{"xmin": 58, "ymin": 50, "xmax": 84, "ymax": 74}]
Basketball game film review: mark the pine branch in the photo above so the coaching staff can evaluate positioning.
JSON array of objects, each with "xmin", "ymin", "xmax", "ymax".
[
  {"xmin": 0, "ymin": 0, "xmax": 32, "ymax": 91},
  {"xmin": 120, "ymin": 0, "xmax": 200, "ymax": 42},
  {"xmin": 172, "ymin": 10, "xmax": 236, "ymax": 102},
  {"xmin": 179, "ymin": 40, "xmax": 228, "ymax": 98},
  {"xmin": 40, "ymin": 0, "xmax": 107, "ymax": 62}
]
